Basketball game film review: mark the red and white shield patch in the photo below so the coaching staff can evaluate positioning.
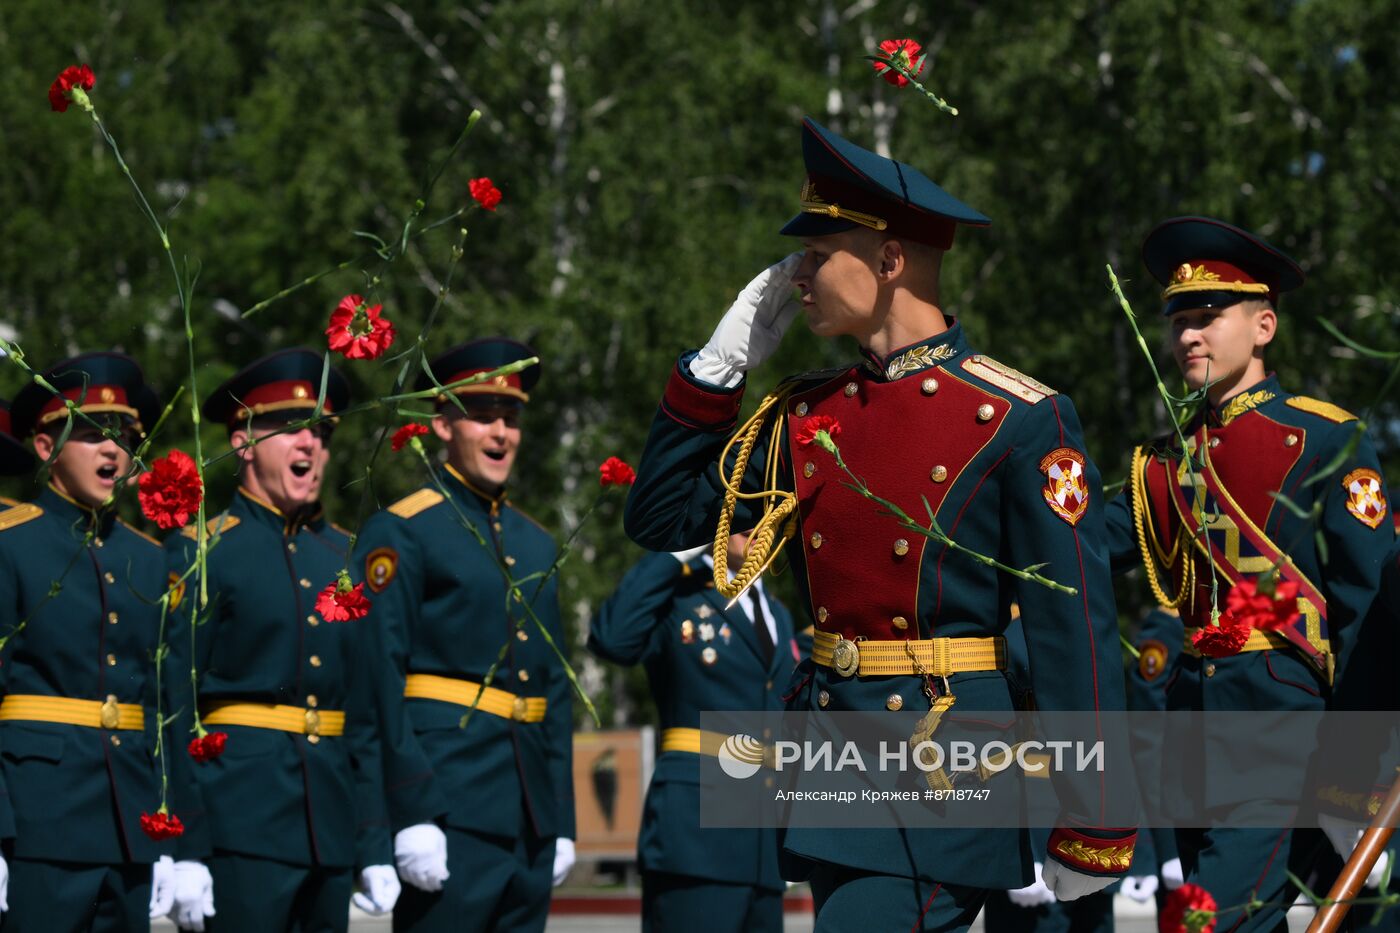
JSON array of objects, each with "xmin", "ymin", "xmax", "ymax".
[
  {"xmin": 1343, "ymin": 468, "xmax": 1388, "ymax": 529},
  {"xmin": 1039, "ymin": 448, "xmax": 1090, "ymax": 526}
]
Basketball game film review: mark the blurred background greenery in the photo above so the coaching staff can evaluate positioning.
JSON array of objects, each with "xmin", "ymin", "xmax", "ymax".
[{"xmin": 3, "ymin": 0, "xmax": 1397, "ymax": 728}]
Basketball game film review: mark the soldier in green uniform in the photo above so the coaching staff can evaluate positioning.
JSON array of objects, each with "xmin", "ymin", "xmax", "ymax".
[
  {"xmin": 353, "ymin": 338, "xmax": 575, "ymax": 933},
  {"xmin": 1104, "ymin": 217, "xmax": 1396, "ymax": 932},
  {"xmin": 589, "ymin": 533, "xmax": 803, "ymax": 933},
  {"xmin": 0, "ymin": 352, "xmax": 206, "ymax": 932},
  {"xmin": 165, "ymin": 349, "xmax": 395, "ymax": 932},
  {"xmin": 623, "ymin": 118, "xmax": 1137, "ymax": 932}
]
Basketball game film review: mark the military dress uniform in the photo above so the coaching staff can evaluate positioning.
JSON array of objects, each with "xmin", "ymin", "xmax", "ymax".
[
  {"xmin": 165, "ymin": 351, "xmax": 389, "ymax": 931},
  {"xmin": 0, "ymin": 353, "xmax": 194, "ymax": 932},
  {"xmin": 624, "ymin": 119, "xmax": 1136, "ymax": 932},
  {"xmin": 1103, "ymin": 218, "xmax": 1396, "ymax": 932},
  {"xmin": 353, "ymin": 339, "xmax": 574, "ymax": 933},
  {"xmin": 590, "ymin": 550, "xmax": 802, "ymax": 933}
]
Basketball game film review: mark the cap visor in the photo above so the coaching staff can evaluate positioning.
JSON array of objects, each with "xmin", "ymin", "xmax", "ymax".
[{"xmin": 779, "ymin": 212, "xmax": 858, "ymax": 239}]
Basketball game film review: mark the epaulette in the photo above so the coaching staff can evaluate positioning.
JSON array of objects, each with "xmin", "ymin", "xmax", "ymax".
[
  {"xmin": 118, "ymin": 519, "xmax": 162, "ymax": 548},
  {"xmin": 960, "ymin": 355, "xmax": 1058, "ymax": 405},
  {"xmin": 1285, "ymin": 396, "xmax": 1357, "ymax": 424},
  {"xmin": 388, "ymin": 489, "xmax": 444, "ymax": 519},
  {"xmin": 330, "ymin": 522, "xmax": 351, "ymax": 536},
  {"xmin": 181, "ymin": 514, "xmax": 241, "ymax": 540},
  {"xmin": 0, "ymin": 497, "xmax": 18, "ymax": 508},
  {"xmin": 0, "ymin": 503, "xmax": 42, "ymax": 533}
]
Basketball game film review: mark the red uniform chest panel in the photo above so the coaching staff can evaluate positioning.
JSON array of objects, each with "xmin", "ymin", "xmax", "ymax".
[
  {"xmin": 787, "ymin": 368, "xmax": 1009, "ymax": 640},
  {"xmin": 1203, "ymin": 415, "xmax": 1304, "ymax": 531},
  {"xmin": 1143, "ymin": 455, "xmax": 1177, "ymax": 546}
]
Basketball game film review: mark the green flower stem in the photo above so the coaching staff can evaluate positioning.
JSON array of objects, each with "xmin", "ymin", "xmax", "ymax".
[{"xmin": 865, "ymin": 54, "xmax": 959, "ymax": 115}]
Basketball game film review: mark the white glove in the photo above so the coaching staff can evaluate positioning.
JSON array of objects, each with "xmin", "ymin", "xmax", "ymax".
[
  {"xmin": 553, "ymin": 837, "xmax": 576, "ymax": 888},
  {"xmin": 670, "ymin": 544, "xmax": 710, "ymax": 565},
  {"xmin": 690, "ymin": 254, "xmax": 802, "ymax": 388},
  {"xmin": 170, "ymin": 860, "xmax": 215, "ymax": 931},
  {"xmin": 0, "ymin": 853, "xmax": 8, "ymax": 913},
  {"xmin": 395, "ymin": 823, "xmax": 450, "ymax": 892},
  {"xmin": 1120, "ymin": 874, "xmax": 1159, "ymax": 903},
  {"xmin": 352, "ymin": 864, "xmax": 401, "ymax": 916},
  {"xmin": 1320, "ymin": 813, "xmax": 1389, "ymax": 889},
  {"xmin": 1042, "ymin": 859, "xmax": 1116, "ymax": 901},
  {"xmin": 149, "ymin": 855, "xmax": 176, "ymax": 919},
  {"xmin": 1006, "ymin": 862, "xmax": 1057, "ymax": 907},
  {"xmin": 1160, "ymin": 856, "xmax": 1184, "ymax": 890}
]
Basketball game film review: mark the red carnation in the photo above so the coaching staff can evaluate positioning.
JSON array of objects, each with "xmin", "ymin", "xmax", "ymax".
[
  {"xmin": 1224, "ymin": 577, "xmax": 1300, "ymax": 633},
  {"xmin": 187, "ymin": 731, "xmax": 228, "ymax": 764},
  {"xmin": 469, "ymin": 177, "xmax": 502, "ymax": 212},
  {"xmin": 326, "ymin": 295, "xmax": 395, "ymax": 361},
  {"xmin": 140, "ymin": 809, "xmax": 185, "ymax": 841},
  {"xmin": 599, "ymin": 456, "xmax": 636, "ymax": 488},
  {"xmin": 316, "ymin": 576, "xmax": 371, "ymax": 623},
  {"xmin": 1191, "ymin": 611, "xmax": 1252, "ymax": 659},
  {"xmin": 1159, "ymin": 883, "xmax": 1217, "ymax": 933},
  {"xmin": 872, "ymin": 39, "xmax": 925, "ymax": 88},
  {"xmin": 138, "ymin": 449, "xmax": 203, "ymax": 531},
  {"xmin": 391, "ymin": 423, "xmax": 430, "ymax": 452},
  {"xmin": 795, "ymin": 415, "xmax": 842, "ymax": 448},
  {"xmin": 49, "ymin": 64, "xmax": 95, "ymax": 113}
]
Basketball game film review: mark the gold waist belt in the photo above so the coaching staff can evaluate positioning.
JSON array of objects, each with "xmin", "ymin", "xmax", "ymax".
[
  {"xmin": 812, "ymin": 630, "xmax": 1007, "ymax": 678},
  {"xmin": 1181, "ymin": 626, "xmax": 1310, "ymax": 657},
  {"xmin": 403, "ymin": 673, "xmax": 546, "ymax": 723},
  {"xmin": 202, "ymin": 702, "xmax": 345, "ymax": 739},
  {"xmin": 661, "ymin": 727, "xmax": 776, "ymax": 769},
  {"xmin": 0, "ymin": 694, "xmax": 144, "ymax": 731}
]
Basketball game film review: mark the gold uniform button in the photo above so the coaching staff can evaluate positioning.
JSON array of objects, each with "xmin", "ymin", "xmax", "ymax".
[
  {"xmin": 518, "ymin": 670, "xmax": 530, "ymax": 682},
  {"xmin": 1285, "ymin": 434, "xmax": 1298, "ymax": 447},
  {"xmin": 307, "ymin": 734, "xmax": 321, "ymax": 745},
  {"xmin": 505, "ymin": 556, "xmax": 517, "ymax": 567},
  {"xmin": 803, "ymin": 462, "xmax": 815, "ymax": 478},
  {"xmin": 795, "ymin": 402, "xmax": 809, "ymax": 416},
  {"xmin": 307, "ymin": 614, "xmax": 318, "ymax": 626},
  {"xmin": 104, "ymin": 572, "xmax": 115, "ymax": 584},
  {"xmin": 893, "ymin": 539, "xmax": 910, "ymax": 557},
  {"xmin": 309, "ymin": 655, "xmax": 322, "ymax": 668},
  {"xmin": 930, "ymin": 465, "xmax": 948, "ymax": 483},
  {"xmin": 306, "ymin": 695, "xmax": 318, "ymax": 708},
  {"xmin": 1204, "ymin": 663, "xmax": 1216, "ymax": 677},
  {"xmin": 106, "ymin": 653, "xmax": 117, "ymax": 666},
  {"xmin": 921, "ymin": 377, "xmax": 939, "ymax": 395},
  {"xmin": 764, "ymin": 777, "xmax": 774, "ymax": 789},
  {"xmin": 892, "ymin": 616, "xmax": 908, "ymax": 631},
  {"xmin": 300, "ymin": 578, "xmax": 312, "ymax": 588},
  {"xmin": 817, "ymin": 607, "xmax": 828, "ymax": 623},
  {"xmin": 493, "ymin": 522, "xmax": 503, "ymax": 533},
  {"xmin": 108, "ymin": 612, "xmax": 118, "ymax": 625},
  {"xmin": 110, "ymin": 735, "xmax": 121, "ymax": 747},
  {"xmin": 287, "ymin": 542, "xmax": 297, "ymax": 554},
  {"xmin": 516, "ymin": 629, "xmax": 529, "ymax": 642},
  {"xmin": 809, "ymin": 532, "xmax": 823, "ymax": 550},
  {"xmin": 94, "ymin": 538, "xmax": 104, "ymax": 549},
  {"xmin": 1209, "ymin": 437, "xmax": 1221, "ymax": 448},
  {"xmin": 765, "ymin": 680, "xmax": 773, "ymax": 690},
  {"xmin": 976, "ymin": 404, "xmax": 995, "ymax": 422},
  {"xmin": 886, "ymin": 694, "xmax": 904, "ymax": 711},
  {"xmin": 818, "ymin": 690, "xmax": 830, "ymax": 708},
  {"xmin": 844, "ymin": 382, "xmax": 858, "ymax": 398}
]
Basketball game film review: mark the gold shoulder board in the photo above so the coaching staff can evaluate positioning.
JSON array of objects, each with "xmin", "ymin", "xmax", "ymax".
[
  {"xmin": 0, "ymin": 503, "xmax": 42, "ymax": 533},
  {"xmin": 181, "ymin": 514, "xmax": 241, "ymax": 540},
  {"xmin": 330, "ymin": 522, "xmax": 351, "ymax": 536},
  {"xmin": 960, "ymin": 355, "xmax": 1058, "ymax": 405},
  {"xmin": 388, "ymin": 489, "xmax": 444, "ymax": 519},
  {"xmin": 118, "ymin": 520, "xmax": 162, "ymax": 548},
  {"xmin": 1286, "ymin": 396, "xmax": 1357, "ymax": 424}
]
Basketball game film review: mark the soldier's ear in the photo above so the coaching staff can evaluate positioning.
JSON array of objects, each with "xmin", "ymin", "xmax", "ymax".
[
  {"xmin": 878, "ymin": 239, "xmax": 905, "ymax": 280},
  {"xmin": 229, "ymin": 429, "xmax": 254, "ymax": 465},
  {"xmin": 1253, "ymin": 306, "xmax": 1278, "ymax": 349},
  {"xmin": 31, "ymin": 431, "xmax": 53, "ymax": 462},
  {"xmin": 431, "ymin": 411, "xmax": 454, "ymax": 443}
]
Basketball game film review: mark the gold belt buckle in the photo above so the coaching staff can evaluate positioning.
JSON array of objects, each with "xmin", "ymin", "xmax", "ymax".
[
  {"xmin": 100, "ymin": 695, "xmax": 120, "ymax": 730},
  {"xmin": 512, "ymin": 696, "xmax": 529, "ymax": 722},
  {"xmin": 831, "ymin": 639, "xmax": 860, "ymax": 677},
  {"xmin": 304, "ymin": 708, "xmax": 322, "ymax": 737}
]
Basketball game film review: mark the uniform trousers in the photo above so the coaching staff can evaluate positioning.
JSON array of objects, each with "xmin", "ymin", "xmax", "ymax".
[
  {"xmin": 1, "ymin": 857, "xmax": 150, "ymax": 933},
  {"xmin": 1177, "ymin": 825, "xmax": 1325, "ymax": 933},
  {"xmin": 393, "ymin": 823, "xmax": 554, "ymax": 933},
  {"xmin": 205, "ymin": 850, "xmax": 352, "ymax": 933},
  {"xmin": 641, "ymin": 870, "xmax": 783, "ymax": 933},
  {"xmin": 809, "ymin": 862, "xmax": 985, "ymax": 933},
  {"xmin": 982, "ymin": 889, "xmax": 1114, "ymax": 933}
]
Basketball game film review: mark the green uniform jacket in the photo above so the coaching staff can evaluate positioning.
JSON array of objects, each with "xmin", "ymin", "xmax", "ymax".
[
  {"xmin": 590, "ymin": 551, "xmax": 801, "ymax": 891},
  {"xmin": 165, "ymin": 489, "xmax": 389, "ymax": 870},
  {"xmin": 352, "ymin": 465, "xmax": 575, "ymax": 842},
  {"xmin": 0, "ymin": 486, "xmax": 198, "ymax": 863},
  {"xmin": 624, "ymin": 323, "xmax": 1135, "ymax": 890}
]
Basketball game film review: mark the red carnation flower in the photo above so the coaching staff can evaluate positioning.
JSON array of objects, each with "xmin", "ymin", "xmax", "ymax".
[
  {"xmin": 391, "ymin": 423, "xmax": 430, "ymax": 452},
  {"xmin": 794, "ymin": 415, "xmax": 842, "ymax": 448},
  {"xmin": 1224, "ymin": 577, "xmax": 1300, "ymax": 633},
  {"xmin": 599, "ymin": 456, "xmax": 636, "ymax": 488},
  {"xmin": 1191, "ymin": 611, "xmax": 1252, "ymax": 659},
  {"xmin": 872, "ymin": 39, "xmax": 925, "ymax": 88},
  {"xmin": 49, "ymin": 64, "xmax": 95, "ymax": 113},
  {"xmin": 469, "ymin": 177, "xmax": 502, "ymax": 212},
  {"xmin": 140, "ymin": 809, "xmax": 185, "ymax": 841},
  {"xmin": 316, "ymin": 576, "xmax": 371, "ymax": 622},
  {"xmin": 326, "ymin": 295, "xmax": 395, "ymax": 361},
  {"xmin": 138, "ymin": 449, "xmax": 203, "ymax": 531},
  {"xmin": 1159, "ymin": 883, "xmax": 1217, "ymax": 933},
  {"xmin": 187, "ymin": 731, "xmax": 227, "ymax": 764}
]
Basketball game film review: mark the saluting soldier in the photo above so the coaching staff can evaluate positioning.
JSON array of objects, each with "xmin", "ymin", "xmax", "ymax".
[
  {"xmin": 353, "ymin": 338, "xmax": 575, "ymax": 933},
  {"xmin": 0, "ymin": 353, "xmax": 207, "ymax": 932},
  {"xmin": 623, "ymin": 118, "xmax": 1136, "ymax": 932},
  {"xmin": 165, "ymin": 349, "xmax": 395, "ymax": 932},
  {"xmin": 1103, "ymin": 217, "xmax": 1396, "ymax": 931},
  {"xmin": 589, "ymin": 533, "xmax": 803, "ymax": 933}
]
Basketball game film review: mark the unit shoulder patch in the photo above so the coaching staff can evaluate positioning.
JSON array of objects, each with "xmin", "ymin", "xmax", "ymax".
[
  {"xmin": 181, "ymin": 514, "xmax": 241, "ymax": 540},
  {"xmin": 365, "ymin": 547, "xmax": 399, "ymax": 593},
  {"xmin": 1039, "ymin": 448, "xmax": 1090, "ymax": 526},
  {"xmin": 388, "ymin": 488, "xmax": 445, "ymax": 519},
  {"xmin": 0, "ymin": 503, "xmax": 42, "ymax": 533},
  {"xmin": 1342, "ymin": 468, "xmax": 1388, "ymax": 529},
  {"xmin": 118, "ymin": 519, "xmax": 162, "ymax": 548},
  {"xmin": 1137, "ymin": 639, "xmax": 1169, "ymax": 682},
  {"xmin": 1286, "ymin": 396, "xmax": 1357, "ymax": 424},
  {"xmin": 960, "ymin": 355, "xmax": 1058, "ymax": 405}
]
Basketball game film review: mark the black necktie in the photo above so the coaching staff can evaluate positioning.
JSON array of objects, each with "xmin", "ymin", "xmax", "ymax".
[{"xmin": 748, "ymin": 590, "xmax": 775, "ymax": 665}]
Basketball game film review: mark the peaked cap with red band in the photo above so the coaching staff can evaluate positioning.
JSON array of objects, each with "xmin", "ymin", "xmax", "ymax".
[
  {"xmin": 1142, "ymin": 216, "xmax": 1304, "ymax": 316},
  {"xmin": 416, "ymin": 338, "xmax": 540, "ymax": 405},
  {"xmin": 0, "ymin": 399, "xmax": 35, "ymax": 475},
  {"xmin": 204, "ymin": 349, "xmax": 350, "ymax": 430},
  {"xmin": 779, "ymin": 117, "xmax": 990, "ymax": 249},
  {"xmin": 11, "ymin": 351, "xmax": 160, "ymax": 440}
]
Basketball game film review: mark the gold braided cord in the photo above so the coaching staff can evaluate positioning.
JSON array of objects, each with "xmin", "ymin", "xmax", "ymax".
[
  {"xmin": 712, "ymin": 387, "xmax": 800, "ymax": 599},
  {"xmin": 1131, "ymin": 445, "xmax": 1188, "ymax": 609}
]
